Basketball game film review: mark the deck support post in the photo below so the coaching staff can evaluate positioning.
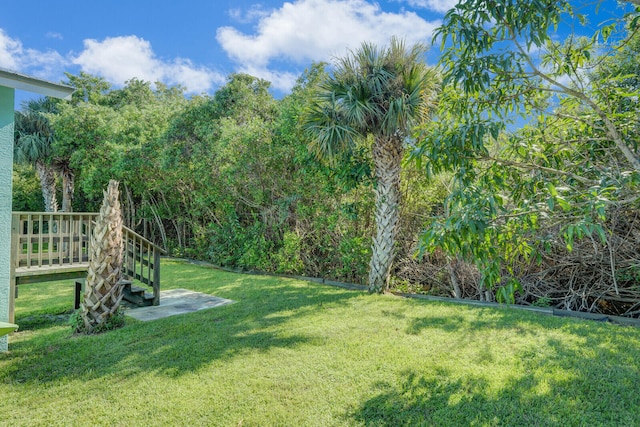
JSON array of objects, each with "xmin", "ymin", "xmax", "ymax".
[{"xmin": 74, "ymin": 279, "xmax": 85, "ymax": 310}]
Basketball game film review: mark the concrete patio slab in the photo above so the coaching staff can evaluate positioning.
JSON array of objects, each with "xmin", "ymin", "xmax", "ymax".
[{"xmin": 126, "ymin": 288, "xmax": 235, "ymax": 322}]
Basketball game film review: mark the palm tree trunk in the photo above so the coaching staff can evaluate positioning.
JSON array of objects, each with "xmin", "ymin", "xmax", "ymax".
[
  {"xmin": 81, "ymin": 180, "xmax": 123, "ymax": 332},
  {"xmin": 60, "ymin": 166, "xmax": 74, "ymax": 212},
  {"xmin": 35, "ymin": 160, "xmax": 58, "ymax": 212},
  {"xmin": 368, "ymin": 137, "xmax": 403, "ymax": 293}
]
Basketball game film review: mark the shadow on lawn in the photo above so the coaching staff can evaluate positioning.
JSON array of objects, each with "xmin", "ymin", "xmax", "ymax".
[
  {"xmin": 405, "ymin": 306, "xmax": 552, "ymax": 337},
  {"xmin": 351, "ymin": 317, "xmax": 640, "ymax": 426},
  {"xmin": 4, "ymin": 271, "xmax": 361, "ymax": 383}
]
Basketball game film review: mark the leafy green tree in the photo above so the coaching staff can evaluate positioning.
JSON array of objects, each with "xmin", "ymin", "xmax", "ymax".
[
  {"xmin": 212, "ymin": 73, "xmax": 276, "ymax": 123},
  {"xmin": 12, "ymin": 164, "xmax": 45, "ymax": 211},
  {"xmin": 48, "ymin": 74, "xmax": 185, "ymax": 214},
  {"xmin": 304, "ymin": 38, "xmax": 436, "ymax": 293},
  {"xmin": 46, "ymin": 72, "xmax": 113, "ymax": 211},
  {"xmin": 413, "ymin": 0, "xmax": 640, "ymax": 303},
  {"xmin": 49, "ymin": 101, "xmax": 115, "ymax": 211},
  {"xmin": 143, "ymin": 74, "xmax": 279, "ymax": 254},
  {"xmin": 102, "ymin": 78, "xmax": 155, "ymax": 109},
  {"xmin": 63, "ymin": 71, "xmax": 111, "ymax": 105}
]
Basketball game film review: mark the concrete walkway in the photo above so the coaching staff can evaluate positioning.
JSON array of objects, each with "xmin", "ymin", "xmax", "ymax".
[{"xmin": 126, "ymin": 288, "xmax": 234, "ymax": 322}]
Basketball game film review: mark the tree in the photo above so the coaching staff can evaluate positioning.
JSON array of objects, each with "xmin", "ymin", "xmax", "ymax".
[
  {"xmin": 303, "ymin": 38, "xmax": 436, "ymax": 293},
  {"xmin": 49, "ymin": 101, "xmax": 114, "ymax": 212},
  {"xmin": 412, "ymin": 0, "xmax": 640, "ymax": 304},
  {"xmin": 142, "ymin": 74, "xmax": 278, "ymax": 254},
  {"xmin": 14, "ymin": 98, "xmax": 59, "ymax": 212},
  {"xmin": 12, "ymin": 164, "xmax": 45, "ymax": 211},
  {"xmin": 79, "ymin": 180, "xmax": 124, "ymax": 333},
  {"xmin": 63, "ymin": 71, "xmax": 111, "ymax": 105},
  {"xmin": 50, "ymin": 72, "xmax": 113, "ymax": 211}
]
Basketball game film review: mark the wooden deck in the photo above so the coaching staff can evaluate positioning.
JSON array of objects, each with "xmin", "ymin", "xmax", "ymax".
[{"xmin": 9, "ymin": 212, "xmax": 164, "ymax": 322}]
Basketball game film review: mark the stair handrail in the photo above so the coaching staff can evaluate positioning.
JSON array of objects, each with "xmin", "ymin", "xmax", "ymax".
[
  {"xmin": 122, "ymin": 225, "xmax": 166, "ymax": 254},
  {"xmin": 121, "ymin": 225, "xmax": 165, "ymax": 306}
]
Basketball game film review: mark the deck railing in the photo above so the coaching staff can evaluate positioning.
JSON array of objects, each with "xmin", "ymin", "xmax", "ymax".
[
  {"xmin": 9, "ymin": 212, "xmax": 164, "ymax": 321},
  {"xmin": 12, "ymin": 212, "xmax": 97, "ymax": 270}
]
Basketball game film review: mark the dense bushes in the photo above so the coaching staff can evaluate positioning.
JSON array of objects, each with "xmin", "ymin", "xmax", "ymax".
[{"xmin": 12, "ymin": 164, "xmax": 44, "ymax": 211}]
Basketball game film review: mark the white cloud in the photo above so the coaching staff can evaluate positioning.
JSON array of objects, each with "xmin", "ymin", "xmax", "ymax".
[
  {"xmin": 167, "ymin": 59, "xmax": 225, "ymax": 93},
  {"xmin": 0, "ymin": 29, "xmax": 21, "ymax": 70},
  {"xmin": 73, "ymin": 36, "xmax": 159, "ymax": 83},
  {"xmin": 217, "ymin": 0, "xmax": 440, "ymax": 91},
  {"xmin": 1, "ymin": 30, "xmax": 223, "ymax": 94},
  {"xmin": 396, "ymin": 0, "xmax": 458, "ymax": 14},
  {"xmin": 72, "ymin": 35, "xmax": 225, "ymax": 94},
  {"xmin": 229, "ymin": 5, "xmax": 271, "ymax": 24},
  {"xmin": 0, "ymin": 29, "xmax": 66, "ymax": 79},
  {"xmin": 21, "ymin": 49, "xmax": 67, "ymax": 78}
]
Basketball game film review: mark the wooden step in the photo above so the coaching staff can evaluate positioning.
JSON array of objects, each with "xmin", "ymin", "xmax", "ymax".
[{"xmin": 122, "ymin": 281, "xmax": 155, "ymax": 307}]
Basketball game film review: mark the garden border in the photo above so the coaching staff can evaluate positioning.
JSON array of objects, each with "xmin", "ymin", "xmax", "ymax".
[{"xmin": 172, "ymin": 257, "xmax": 640, "ymax": 327}]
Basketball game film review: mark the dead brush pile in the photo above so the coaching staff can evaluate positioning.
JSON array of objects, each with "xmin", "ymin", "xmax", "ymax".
[{"xmin": 392, "ymin": 207, "xmax": 640, "ymax": 318}]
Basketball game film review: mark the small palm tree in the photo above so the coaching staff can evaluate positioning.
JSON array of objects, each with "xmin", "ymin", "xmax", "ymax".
[
  {"xmin": 304, "ymin": 38, "xmax": 435, "ymax": 293},
  {"xmin": 14, "ymin": 101, "xmax": 58, "ymax": 212},
  {"xmin": 80, "ymin": 180, "xmax": 124, "ymax": 332}
]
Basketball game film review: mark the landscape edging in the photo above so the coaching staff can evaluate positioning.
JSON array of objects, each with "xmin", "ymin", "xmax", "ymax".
[{"xmin": 168, "ymin": 257, "xmax": 640, "ymax": 327}]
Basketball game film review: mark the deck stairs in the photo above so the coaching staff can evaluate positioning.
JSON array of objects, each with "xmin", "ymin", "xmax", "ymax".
[{"xmin": 121, "ymin": 280, "xmax": 155, "ymax": 307}]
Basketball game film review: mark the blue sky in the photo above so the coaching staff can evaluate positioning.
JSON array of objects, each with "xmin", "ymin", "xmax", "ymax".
[
  {"xmin": 0, "ymin": 0, "xmax": 633, "ymax": 106},
  {"xmin": 0, "ymin": 0, "xmax": 450, "ymax": 103}
]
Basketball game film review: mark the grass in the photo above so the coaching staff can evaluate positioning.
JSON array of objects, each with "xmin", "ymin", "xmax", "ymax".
[{"xmin": 1, "ymin": 259, "xmax": 640, "ymax": 426}]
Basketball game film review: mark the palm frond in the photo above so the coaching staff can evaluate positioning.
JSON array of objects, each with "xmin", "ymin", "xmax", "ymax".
[
  {"xmin": 302, "ymin": 93, "xmax": 359, "ymax": 163},
  {"xmin": 303, "ymin": 36, "xmax": 438, "ymax": 159},
  {"xmin": 15, "ymin": 134, "xmax": 52, "ymax": 163},
  {"xmin": 13, "ymin": 103, "xmax": 56, "ymax": 165}
]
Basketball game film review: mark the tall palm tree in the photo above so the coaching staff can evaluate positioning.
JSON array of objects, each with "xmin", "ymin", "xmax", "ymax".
[
  {"xmin": 14, "ymin": 100, "xmax": 59, "ymax": 212},
  {"xmin": 304, "ymin": 38, "xmax": 435, "ymax": 293}
]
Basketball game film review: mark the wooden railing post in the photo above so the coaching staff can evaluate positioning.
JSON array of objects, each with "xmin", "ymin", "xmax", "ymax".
[{"xmin": 153, "ymin": 248, "xmax": 160, "ymax": 306}]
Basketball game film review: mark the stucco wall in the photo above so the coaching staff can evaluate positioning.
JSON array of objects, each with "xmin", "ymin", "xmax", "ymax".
[{"xmin": 0, "ymin": 86, "xmax": 15, "ymax": 352}]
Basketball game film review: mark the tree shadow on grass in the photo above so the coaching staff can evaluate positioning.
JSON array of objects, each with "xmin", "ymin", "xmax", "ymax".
[
  {"xmin": 2, "ymin": 271, "xmax": 362, "ymax": 383},
  {"xmin": 405, "ymin": 306, "xmax": 552, "ymax": 337},
  {"xmin": 352, "ymin": 314, "xmax": 640, "ymax": 426},
  {"xmin": 352, "ymin": 360, "xmax": 640, "ymax": 426},
  {"xmin": 350, "ymin": 370, "xmax": 502, "ymax": 426}
]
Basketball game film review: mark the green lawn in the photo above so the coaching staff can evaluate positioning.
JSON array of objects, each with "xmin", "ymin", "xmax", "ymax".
[{"xmin": 1, "ymin": 259, "xmax": 639, "ymax": 426}]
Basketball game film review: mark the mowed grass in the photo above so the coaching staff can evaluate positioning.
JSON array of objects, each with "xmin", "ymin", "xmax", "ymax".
[{"xmin": 1, "ymin": 259, "xmax": 640, "ymax": 426}]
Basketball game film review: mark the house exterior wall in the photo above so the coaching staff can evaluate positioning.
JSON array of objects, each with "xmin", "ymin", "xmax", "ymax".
[{"xmin": 0, "ymin": 86, "xmax": 15, "ymax": 352}]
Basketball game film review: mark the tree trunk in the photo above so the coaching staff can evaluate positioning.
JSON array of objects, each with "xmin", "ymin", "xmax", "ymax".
[
  {"xmin": 447, "ymin": 260, "xmax": 462, "ymax": 299},
  {"xmin": 368, "ymin": 136, "xmax": 403, "ymax": 293},
  {"xmin": 35, "ymin": 160, "xmax": 58, "ymax": 212},
  {"xmin": 60, "ymin": 166, "xmax": 74, "ymax": 212},
  {"xmin": 81, "ymin": 180, "xmax": 123, "ymax": 332}
]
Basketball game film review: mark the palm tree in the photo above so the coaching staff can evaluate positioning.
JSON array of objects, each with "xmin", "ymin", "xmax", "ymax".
[
  {"xmin": 14, "ymin": 100, "xmax": 59, "ymax": 212},
  {"xmin": 303, "ymin": 38, "xmax": 435, "ymax": 293},
  {"xmin": 80, "ymin": 180, "xmax": 124, "ymax": 332}
]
